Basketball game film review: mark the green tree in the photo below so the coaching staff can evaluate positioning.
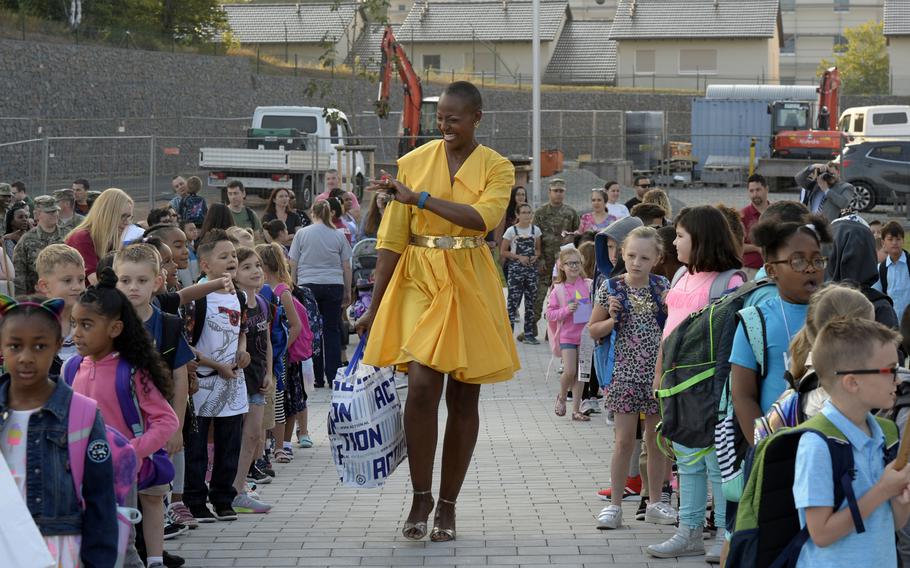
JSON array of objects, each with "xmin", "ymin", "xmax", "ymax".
[
  {"xmin": 1, "ymin": 0, "xmax": 226, "ymax": 41},
  {"xmin": 818, "ymin": 20, "xmax": 890, "ymax": 95}
]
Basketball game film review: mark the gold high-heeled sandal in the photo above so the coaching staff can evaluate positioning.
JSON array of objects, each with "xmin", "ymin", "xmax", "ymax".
[
  {"xmin": 402, "ymin": 491, "xmax": 434, "ymax": 540},
  {"xmin": 430, "ymin": 498, "xmax": 457, "ymax": 542}
]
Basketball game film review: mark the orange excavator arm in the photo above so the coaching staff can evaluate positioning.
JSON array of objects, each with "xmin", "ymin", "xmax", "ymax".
[
  {"xmin": 375, "ymin": 25, "xmax": 425, "ymax": 156},
  {"xmin": 816, "ymin": 67, "xmax": 840, "ymax": 130}
]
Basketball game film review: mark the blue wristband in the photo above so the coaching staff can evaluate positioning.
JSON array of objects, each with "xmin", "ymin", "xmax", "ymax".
[{"xmin": 417, "ymin": 191, "xmax": 430, "ymax": 209}]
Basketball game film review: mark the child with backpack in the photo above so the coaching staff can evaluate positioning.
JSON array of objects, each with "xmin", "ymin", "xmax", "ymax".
[
  {"xmin": 874, "ymin": 221, "xmax": 910, "ymax": 323},
  {"xmin": 231, "ymin": 247, "xmax": 273, "ymax": 513},
  {"xmin": 0, "ymin": 295, "xmax": 119, "ymax": 566},
  {"xmin": 730, "ymin": 318, "xmax": 910, "ymax": 568},
  {"xmin": 177, "ymin": 176, "xmax": 208, "ymax": 229},
  {"xmin": 546, "ymin": 247, "xmax": 592, "ymax": 421},
  {"xmin": 255, "ymin": 243, "xmax": 303, "ymax": 463},
  {"xmin": 589, "ymin": 226, "xmax": 676, "ymax": 529},
  {"xmin": 69, "ymin": 268, "xmax": 179, "ymax": 568},
  {"xmin": 648, "ymin": 205, "xmax": 745, "ymax": 561},
  {"xmin": 730, "ymin": 217, "xmax": 830, "ymax": 447},
  {"xmin": 177, "ymin": 220, "xmax": 201, "ymax": 288}
]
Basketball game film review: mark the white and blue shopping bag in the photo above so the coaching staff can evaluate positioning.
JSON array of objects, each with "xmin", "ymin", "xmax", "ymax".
[{"xmin": 328, "ymin": 336, "xmax": 407, "ymax": 488}]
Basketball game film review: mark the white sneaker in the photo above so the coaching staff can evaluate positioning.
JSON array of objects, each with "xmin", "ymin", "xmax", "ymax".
[
  {"xmin": 580, "ymin": 399, "xmax": 598, "ymax": 416},
  {"xmin": 596, "ymin": 504, "xmax": 623, "ymax": 530},
  {"xmin": 644, "ymin": 501, "xmax": 678, "ymax": 525}
]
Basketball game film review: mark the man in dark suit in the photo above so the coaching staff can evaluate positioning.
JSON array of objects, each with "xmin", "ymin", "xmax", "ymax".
[{"xmin": 795, "ymin": 162, "xmax": 856, "ymax": 222}]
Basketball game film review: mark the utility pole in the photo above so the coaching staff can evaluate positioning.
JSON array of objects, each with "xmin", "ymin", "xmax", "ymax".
[{"xmin": 531, "ymin": 0, "xmax": 541, "ymax": 207}]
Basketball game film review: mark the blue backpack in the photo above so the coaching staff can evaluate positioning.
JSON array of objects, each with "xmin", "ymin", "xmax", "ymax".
[
  {"xmin": 64, "ymin": 356, "xmax": 175, "ymax": 490},
  {"xmin": 178, "ymin": 193, "xmax": 208, "ymax": 226}
]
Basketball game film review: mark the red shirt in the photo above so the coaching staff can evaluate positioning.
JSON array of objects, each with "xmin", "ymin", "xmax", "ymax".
[
  {"xmin": 64, "ymin": 228, "xmax": 99, "ymax": 277},
  {"xmin": 740, "ymin": 203, "xmax": 765, "ymax": 269}
]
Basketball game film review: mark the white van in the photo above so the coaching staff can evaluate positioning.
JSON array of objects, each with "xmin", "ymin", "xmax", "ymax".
[{"xmin": 839, "ymin": 106, "xmax": 910, "ymax": 142}]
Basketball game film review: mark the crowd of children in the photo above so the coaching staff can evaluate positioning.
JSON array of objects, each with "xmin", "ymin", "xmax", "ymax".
[
  {"xmin": 7, "ymin": 171, "xmax": 910, "ymax": 568},
  {"xmin": 0, "ymin": 216, "xmax": 318, "ymax": 567}
]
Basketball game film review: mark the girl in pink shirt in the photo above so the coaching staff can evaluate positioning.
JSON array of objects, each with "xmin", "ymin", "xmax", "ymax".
[
  {"xmin": 70, "ymin": 267, "xmax": 178, "ymax": 567},
  {"xmin": 648, "ymin": 206, "xmax": 744, "ymax": 560},
  {"xmin": 546, "ymin": 248, "xmax": 593, "ymax": 421}
]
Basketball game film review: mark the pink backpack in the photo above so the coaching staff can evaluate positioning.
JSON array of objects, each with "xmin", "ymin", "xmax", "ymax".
[
  {"xmin": 546, "ymin": 279, "xmax": 593, "ymax": 357},
  {"xmin": 68, "ymin": 391, "xmax": 141, "ymax": 566},
  {"xmin": 274, "ymin": 283, "xmax": 314, "ymax": 362}
]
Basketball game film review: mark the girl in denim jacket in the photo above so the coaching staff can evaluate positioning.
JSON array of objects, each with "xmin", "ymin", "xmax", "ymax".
[{"xmin": 0, "ymin": 295, "xmax": 118, "ymax": 567}]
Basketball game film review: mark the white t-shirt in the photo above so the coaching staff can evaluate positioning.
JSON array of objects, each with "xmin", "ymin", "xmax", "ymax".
[
  {"xmin": 502, "ymin": 225, "xmax": 541, "ymax": 254},
  {"xmin": 1, "ymin": 409, "xmax": 81, "ymax": 567},
  {"xmin": 607, "ymin": 203, "xmax": 630, "ymax": 222},
  {"xmin": 192, "ymin": 292, "xmax": 249, "ymax": 417}
]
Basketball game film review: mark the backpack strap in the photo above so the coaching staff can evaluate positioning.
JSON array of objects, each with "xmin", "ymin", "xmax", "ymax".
[
  {"xmin": 67, "ymin": 390, "xmax": 98, "ymax": 509},
  {"xmin": 246, "ymin": 207, "xmax": 257, "ymax": 230},
  {"xmin": 709, "ymin": 269, "xmax": 746, "ymax": 302},
  {"xmin": 876, "ymin": 416, "xmax": 900, "ymax": 463},
  {"xmin": 648, "ymin": 274, "xmax": 668, "ymax": 329},
  {"xmin": 191, "ymin": 295, "xmax": 206, "ymax": 346},
  {"xmin": 879, "ymin": 259, "xmax": 889, "ymax": 295},
  {"xmin": 114, "ymin": 358, "xmax": 144, "ymax": 439},
  {"xmin": 62, "ymin": 355, "xmax": 84, "ymax": 386},
  {"xmin": 738, "ymin": 306, "xmax": 768, "ymax": 379},
  {"xmin": 671, "ymin": 266, "xmax": 687, "ymax": 288}
]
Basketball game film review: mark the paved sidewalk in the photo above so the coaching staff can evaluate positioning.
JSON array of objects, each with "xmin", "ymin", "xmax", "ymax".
[{"xmin": 170, "ymin": 335, "xmax": 712, "ymax": 567}]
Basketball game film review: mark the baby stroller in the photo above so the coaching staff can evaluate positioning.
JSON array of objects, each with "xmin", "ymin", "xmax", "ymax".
[{"xmin": 347, "ymin": 238, "xmax": 378, "ymax": 330}]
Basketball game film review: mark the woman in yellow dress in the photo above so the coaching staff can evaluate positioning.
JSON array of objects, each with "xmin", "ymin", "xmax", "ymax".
[{"xmin": 356, "ymin": 81, "xmax": 519, "ymax": 542}]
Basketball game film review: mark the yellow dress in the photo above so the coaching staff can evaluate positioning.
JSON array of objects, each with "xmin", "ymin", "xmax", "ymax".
[{"xmin": 362, "ymin": 139, "xmax": 520, "ymax": 384}]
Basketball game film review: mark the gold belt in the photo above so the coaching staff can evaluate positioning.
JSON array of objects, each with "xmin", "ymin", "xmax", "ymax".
[{"xmin": 409, "ymin": 235, "xmax": 485, "ymax": 250}]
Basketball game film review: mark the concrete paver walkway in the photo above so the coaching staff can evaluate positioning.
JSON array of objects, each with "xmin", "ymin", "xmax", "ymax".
[{"xmin": 170, "ymin": 337, "xmax": 711, "ymax": 567}]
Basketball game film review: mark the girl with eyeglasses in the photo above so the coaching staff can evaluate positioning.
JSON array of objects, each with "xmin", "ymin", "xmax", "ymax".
[{"xmin": 545, "ymin": 247, "xmax": 592, "ymax": 421}]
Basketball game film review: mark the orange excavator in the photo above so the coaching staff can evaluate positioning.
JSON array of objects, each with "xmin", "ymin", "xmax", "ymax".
[
  {"xmin": 771, "ymin": 67, "xmax": 845, "ymax": 159},
  {"xmin": 375, "ymin": 25, "xmax": 438, "ymax": 157}
]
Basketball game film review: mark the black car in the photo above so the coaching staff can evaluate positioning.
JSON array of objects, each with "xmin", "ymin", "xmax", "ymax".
[{"xmin": 839, "ymin": 140, "xmax": 910, "ymax": 211}]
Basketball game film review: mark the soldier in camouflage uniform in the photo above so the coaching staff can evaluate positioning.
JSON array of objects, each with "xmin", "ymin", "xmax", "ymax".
[
  {"xmin": 531, "ymin": 178, "xmax": 580, "ymax": 338},
  {"xmin": 0, "ymin": 183, "xmax": 12, "ymax": 227},
  {"xmin": 53, "ymin": 188, "xmax": 85, "ymax": 233},
  {"xmin": 14, "ymin": 195, "xmax": 66, "ymax": 296}
]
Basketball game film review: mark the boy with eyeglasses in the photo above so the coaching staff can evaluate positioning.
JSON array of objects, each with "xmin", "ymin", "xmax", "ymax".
[{"xmin": 791, "ymin": 318, "xmax": 910, "ymax": 567}]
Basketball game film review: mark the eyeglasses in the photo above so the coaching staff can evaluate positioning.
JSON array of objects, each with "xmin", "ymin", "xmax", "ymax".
[
  {"xmin": 834, "ymin": 367, "xmax": 898, "ymax": 380},
  {"xmin": 563, "ymin": 261, "xmax": 581, "ymax": 267},
  {"xmin": 767, "ymin": 255, "xmax": 828, "ymax": 272}
]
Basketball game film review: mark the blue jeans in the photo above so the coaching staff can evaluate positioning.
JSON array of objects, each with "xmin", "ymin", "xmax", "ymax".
[
  {"xmin": 673, "ymin": 442, "xmax": 726, "ymax": 530},
  {"xmin": 303, "ymin": 283, "xmax": 344, "ymax": 386}
]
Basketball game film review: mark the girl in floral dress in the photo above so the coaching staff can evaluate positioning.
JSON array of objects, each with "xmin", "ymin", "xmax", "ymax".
[{"xmin": 588, "ymin": 226, "xmax": 677, "ymax": 530}]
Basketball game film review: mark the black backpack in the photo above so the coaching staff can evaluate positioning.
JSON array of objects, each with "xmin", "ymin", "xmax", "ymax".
[
  {"xmin": 656, "ymin": 278, "xmax": 771, "ymax": 449},
  {"xmin": 178, "ymin": 193, "xmax": 208, "ymax": 226}
]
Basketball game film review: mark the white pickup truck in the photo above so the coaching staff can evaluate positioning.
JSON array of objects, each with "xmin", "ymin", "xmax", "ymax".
[{"xmin": 199, "ymin": 106, "xmax": 366, "ymax": 206}]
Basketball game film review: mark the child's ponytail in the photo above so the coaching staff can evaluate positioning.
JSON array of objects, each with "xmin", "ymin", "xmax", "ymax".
[{"xmin": 78, "ymin": 267, "xmax": 173, "ymax": 400}]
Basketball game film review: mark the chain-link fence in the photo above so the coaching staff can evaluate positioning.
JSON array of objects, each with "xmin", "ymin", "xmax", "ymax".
[{"xmin": 3, "ymin": 120, "xmax": 908, "ymax": 214}]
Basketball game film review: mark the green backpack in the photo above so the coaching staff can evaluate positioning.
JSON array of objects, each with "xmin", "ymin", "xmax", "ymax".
[{"xmin": 728, "ymin": 412, "xmax": 899, "ymax": 568}]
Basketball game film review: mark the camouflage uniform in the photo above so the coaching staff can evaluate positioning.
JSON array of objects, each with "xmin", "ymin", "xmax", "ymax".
[
  {"xmin": 0, "ymin": 182, "xmax": 12, "ymax": 229},
  {"xmin": 14, "ymin": 196, "xmax": 66, "ymax": 296},
  {"xmin": 53, "ymin": 188, "xmax": 84, "ymax": 233},
  {"xmin": 58, "ymin": 213, "xmax": 85, "ymax": 233},
  {"xmin": 532, "ymin": 202, "xmax": 580, "ymax": 329}
]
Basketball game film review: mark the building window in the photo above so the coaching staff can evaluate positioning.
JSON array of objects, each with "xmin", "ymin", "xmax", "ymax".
[
  {"xmin": 398, "ymin": 3, "xmax": 407, "ymax": 11},
  {"xmin": 635, "ymin": 50, "xmax": 655, "ymax": 75},
  {"xmin": 781, "ymin": 0, "xmax": 795, "ymax": 11},
  {"xmin": 679, "ymin": 49, "xmax": 717, "ymax": 74},
  {"xmin": 782, "ymin": 33, "xmax": 795, "ymax": 55},
  {"xmin": 834, "ymin": 34, "xmax": 848, "ymax": 51},
  {"xmin": 834, "ymin": 0, "xmax": 849, "ymax": 12},
  {"xmin": 423, "ymin": 54, "xmax": 441, "ymax": 70}
]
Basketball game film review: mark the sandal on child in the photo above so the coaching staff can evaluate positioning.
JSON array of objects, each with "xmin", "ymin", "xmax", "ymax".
[
  {"xmin": 572, "ymin": 412, "xmax": 591, "ymax": 422},
  {"xmin": 430, "ymin": 498, "xmax": 457, "ymax": 542},
  {"xmin": 273, "ymin": 449, "xmax": 291, "ymax": 463},
  {"xmin": 555, "ymin": 395, "xmax": 567, "ymax": 417},
  {"xmin": 402, "ymin": 491, "xmax": 434, "ymax": 541}
]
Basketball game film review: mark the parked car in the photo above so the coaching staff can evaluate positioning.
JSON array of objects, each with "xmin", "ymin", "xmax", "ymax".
[{"xmin": 837, "ymin": 140, "xmax": 910, "ymax": 211}]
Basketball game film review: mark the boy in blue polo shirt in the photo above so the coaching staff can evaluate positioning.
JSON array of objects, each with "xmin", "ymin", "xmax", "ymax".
[{"xmin": 792, "ymin": 318, "xmax": 910, "ymax": 567}]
